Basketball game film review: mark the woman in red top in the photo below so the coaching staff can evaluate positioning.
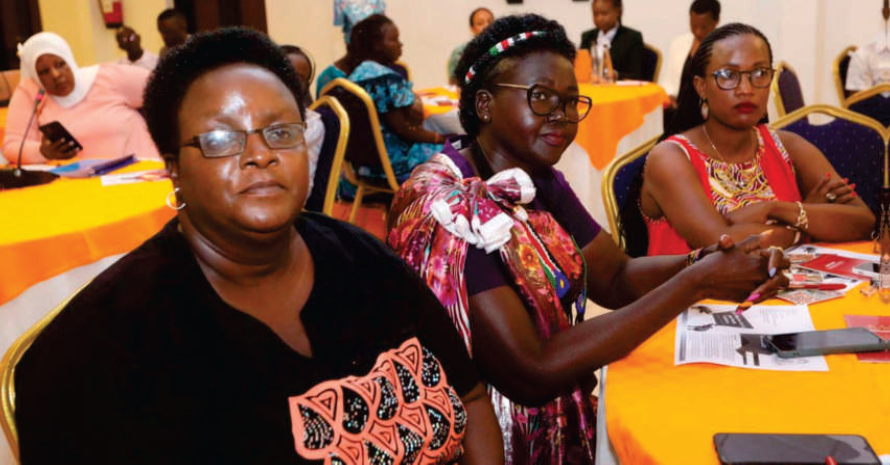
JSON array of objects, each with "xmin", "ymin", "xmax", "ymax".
[{"xmin": 640, "ymin": 23, "xmax": 874, "ymax": 256}]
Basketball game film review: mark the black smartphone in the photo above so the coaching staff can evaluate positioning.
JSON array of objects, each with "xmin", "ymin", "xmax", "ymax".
[
  {"xmin": 764, "ymin": 327, "xmax": 885, "ymax": 358},
  {"xmin": 39, "ymin": 121, "xmax": 83, "ymax": 151},
  {"xmin": 714, "ymin": 433, "xmax": 880, "ymax": 464}
]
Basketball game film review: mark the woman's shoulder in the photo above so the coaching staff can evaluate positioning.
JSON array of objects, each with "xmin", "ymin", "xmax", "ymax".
[
  {"xmin": 95, "ymin": 62, "xmax": 150, "ymax": 83},
  {"xmin": 349, "ymin": 60, "xmax": 404, "ymax": 82}
]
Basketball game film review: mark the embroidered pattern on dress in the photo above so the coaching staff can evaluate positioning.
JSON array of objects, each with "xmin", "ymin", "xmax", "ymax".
[{"xmin": 288, "ymin": 337, "xmax": 466, "ymax": 464}]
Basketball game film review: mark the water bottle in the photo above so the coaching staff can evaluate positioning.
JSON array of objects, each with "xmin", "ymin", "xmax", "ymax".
[
  {"xmin": 879, "ymin": 186, "xmax": 890, "ymax": 302},
  {"xmin": 590, "ymin": 45, "xmax": 602, "ymax": 84}
]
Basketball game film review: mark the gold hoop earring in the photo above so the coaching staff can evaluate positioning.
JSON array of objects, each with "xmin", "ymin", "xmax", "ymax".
[
  {"xmin": 166, "ymin": 187, "xmax": 186, "ymax": 211},
  {"xmin": 700, "ymin": 98, "xmax": 709, "ymax": 120}
]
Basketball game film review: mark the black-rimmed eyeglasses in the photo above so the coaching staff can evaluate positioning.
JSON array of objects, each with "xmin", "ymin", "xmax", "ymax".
[
  {"xmin": 492, "ymin": 83, "xmax": 592, "ymax": 123},
  {"xmin": 180, "ymin": 122, "xmax": 308, "ymax": 158},
  {"xmin": 711, "ymin": 67, "xmax": 775, "ymax": 90}
]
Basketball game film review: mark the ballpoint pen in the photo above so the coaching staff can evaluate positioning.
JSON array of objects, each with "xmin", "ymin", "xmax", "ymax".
[
  {"xmin": 787, "ymin": 283, "xmax": 847, "ymax": 291},
  {"xmin": 734, "ymin": 292, "xmax": 759, "ymax": 315}
]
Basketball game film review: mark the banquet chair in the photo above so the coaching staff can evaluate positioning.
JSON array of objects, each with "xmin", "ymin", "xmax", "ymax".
[
  {"xmin": 771, "ymin": 104, "xmax": 889, "ymax": 218},
  {"xmin": 845, "ymin": 84, "xmax": 890, "ymax": 127},
  {"xmin": 601, "ymin": 134, "xmax": 661, "ymax": 255},
  {"xmin": 318, "ymin": 78, "xmax": 400, "ymax": 224},
  {"xmin": 305, "ymin": 95, "xmax": 350, "ymax": 216},
  {"xmin": 1, "ymin": 283, "xmax": 88, "ymax": 461},
  {"xmin": 833, "ymin": 45, "xmax": 857, "ymax": 103},
  {"xmin": 771, "ymin": 61, "xmax": 805, "ymax": 118},
  {"xmin": 642, "ymin": 43, "xmax": 662, "ymax": 83},
  {"xmin": 0, "ymin": 69, "xmax": 19, "ymax": 106}
]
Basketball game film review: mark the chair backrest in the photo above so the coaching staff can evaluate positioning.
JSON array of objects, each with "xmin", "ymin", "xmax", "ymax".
[
  {"xmin": 845, "ymin": 84, "xmax": 890, "ymax": 127},
  {"xmin": 1, "ymin": 283, "xmax": 87, "ymax": 461},
  {"xmin": 642, "ymin": 43, "xmax": 662, "ymax": 83},
  {"xmin": 0, "ymin": 70, "xmax": 20, "ymax": 106},
  {"xmin": 771, "ymin": 104, "xmax": 889, "ymax": 218},
  {"xmin": 772, "ymin": 61, "xmax": 805, "ymax": 118},
  {"xmin": 834, "ymin": 45, "xmax": 857, "ymax": 104},
  {"xmin": 318, "ymin": 77, "xmax": 399, "ymax": 192},
  {"xmin": 601, "ymin": 134, "xmax": 661, "ymax": 254},
  {"xmin": 305, "ymin": 95, "xmax": 350, "ymax": 216},
  {"xmin": 391, "ymin": 61, "xmax": 411, "ymax": 82}
]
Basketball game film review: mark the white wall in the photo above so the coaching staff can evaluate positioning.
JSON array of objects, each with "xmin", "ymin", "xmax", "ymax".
[{"xmin": 266, "ymin": 0, "xmax": 886, "ymax": 107}]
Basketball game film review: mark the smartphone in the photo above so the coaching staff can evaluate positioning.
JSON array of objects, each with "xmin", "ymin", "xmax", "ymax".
[
  {"xmin": 714, "ymin": 433, "xmax": 880, "ymax": 464},
  {"xmin": 853, "ymin": 262, "xmax": 879, "ymax": 280},
  {"xmin": 764, "ymin": 327, "xmax": 885, "ymax": 358},
  {"xmin": 39, "ymin": 121, "xmax": 83, "ymax": 151}
]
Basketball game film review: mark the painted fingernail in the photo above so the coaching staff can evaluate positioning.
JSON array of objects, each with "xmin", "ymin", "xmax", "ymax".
[
  {"xmin": 824, "ymin": 172, "xmax": 831, "ymax": 179},
  {"xmin": 747, "ymin": 293, "xmax": 761, "ymax": 302},
  {"xmin": 769, "ymin": 267, "xmax": 777, "ymax": 278},
  {"xmin": 853, "ymin": 192, "xmax": 857, "ymax": 197},
  {"xmin": 849, "ymin": 183, "xmax": 856, "ymax": 189}
]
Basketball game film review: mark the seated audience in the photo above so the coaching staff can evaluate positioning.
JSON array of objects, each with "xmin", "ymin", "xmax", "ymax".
[
  {"xmin": 317, "ymin": 14, "xmax": 445, "ymax": 194},
  {"xmin": 334, "ymin": 0, "xmax": 386, "ymax": 43},
  {"xmin": 640, "ymin": 23, "xmax": 874, "ymax": 256},
  {"xmin": 15, "ymin": 27, "xmax": 503, "ymax": 464},
  {"xmin": 157, "ymin": 8, "xmax": 190, "ymax": 58},
  {"xmin": 3, "ymin": 32, "xmax": 159, "ymax": 164},
  {"xmin": 281, "ymin": 44, "xmax": 315, "ymax": 107},
  {"xmin": 447, "ymin": 7, "xmax": 495, "ymax": 85},
  {"xmin": 846, "ymin": 29, "xmax": 890, "ymax": 92},
  {"xmin": 387, "ymin": 14, "xmax": 787, "ymax": 464},
  {"xmin": 115, "ymin": 25, "xmax": 159, "ymax": 71},
  {"xmin": 661, "ymin": 0, "xmax": 720, "ymax": 128},
  {"xmin": 579, "ymin": 0, "xmax": 646, "ymax": 81}
]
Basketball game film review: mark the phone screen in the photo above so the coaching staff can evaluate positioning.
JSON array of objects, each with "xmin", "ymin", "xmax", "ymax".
[
  {"xmin": 767, "ymin": 328, "xmax": 882, "ymax": 354},
  {"xmin": 715, "ymin": 433, "xmax": 880, "ymax": 464}
]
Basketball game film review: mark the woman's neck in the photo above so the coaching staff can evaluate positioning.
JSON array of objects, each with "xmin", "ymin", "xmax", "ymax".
[
  {"xmin": 701, "ymin": 120, "xmax": 757, "ymax": 163},
  {"xmin": 473, "ymin": 133, "xmax": 543, "ymax": 177}
]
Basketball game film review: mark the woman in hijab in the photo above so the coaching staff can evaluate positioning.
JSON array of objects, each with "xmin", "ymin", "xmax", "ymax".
[{"xmin": 2, "ymin": 32, "xmax": 160, "ymax": 164}]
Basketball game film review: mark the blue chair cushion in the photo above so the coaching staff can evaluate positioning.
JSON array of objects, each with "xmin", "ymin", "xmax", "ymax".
[
  {"xmin": 614, "ymin": 154, "xmax": 649, "ymax": 257},
  {"xmin": 304, "ymin": 106, "xmax": 341, "ymax": 212},
  {"xmin": 849, "ymin": 93, "xmax": 890, "ymax": 127},
  {"xmin": 778, "ymin": 68, "xmax": 805, "ymax": 114}
]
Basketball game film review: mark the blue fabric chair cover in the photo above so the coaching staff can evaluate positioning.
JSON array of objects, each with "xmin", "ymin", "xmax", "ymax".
[
  {"xmin": 781, "ymin": 117, "xmax": 884, "ymax": 217},
  {"xmin": 778, "ymin": 67, "xmax": 805, "ymax": 115},
  {"xmin": 614, "ymin": 155, "xmax": 649, "ymax": 257},
  {"xmin": 849, "ymin": 93, "xmax": 890, "ymax": 127},
  {"xmin": 304, "ymin": 106, "xmax": 341, "ymax": 213},
  {"xmin": 839, "ymin": 53, "xmax": 853, "ymax": 100}
]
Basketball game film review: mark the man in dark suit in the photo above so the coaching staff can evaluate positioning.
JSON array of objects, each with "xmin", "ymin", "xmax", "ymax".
[{"xmin": 579, "ymin": 0, "xmax": 647, "ymax": 81}]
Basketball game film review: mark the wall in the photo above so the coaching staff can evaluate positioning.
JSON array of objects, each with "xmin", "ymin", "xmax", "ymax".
[
  {"xmin": 36, "ymin": 0, "xmax": 170, "ymax": 68},
  {"xmin": 266, "ymin": 0, "xmax": 886, "ymax": 107}
]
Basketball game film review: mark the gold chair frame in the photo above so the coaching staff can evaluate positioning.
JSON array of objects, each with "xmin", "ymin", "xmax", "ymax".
[
  {"xmin": 308, "ymin": 95, "xmax": 351, "ymax": 217},
  {"xmin": 1, "ymin": 283, "xmax": 88, "ymax": 461},
  {"xmin": 318, "ymin": 78, "xmax": 400, "ymax": 224},
  {"xmin": 644, "ymin": 43, "xmax": 662, "ymax": 83},
  {"xmin": 601, "ymin": 134, "xmax": 661, "ymax": 250},
  {"xmin": 843, "ymin": 83, "xmax": 890, "ymax": 113},
  {"xmin": 771, "ymin": 61, "xmax": 803, "ymax": 118},
  {"xmin": 833, "ymin": 45, "xmax": 857, "ymax": 105},
  {"xmin": 394, "ymin": 60, "xmax": 411, "ymax": 82}
]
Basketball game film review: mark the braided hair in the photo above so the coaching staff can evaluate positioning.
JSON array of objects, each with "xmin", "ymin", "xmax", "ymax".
[
  {"xmin": 666, "ymin": 22, "xmax": 773, "ymax": 138},
  {"xmin": 454, "ymin": 14, "xmax": 575, "ymax": 139},
  {"xmin": 346, "ymin": 14, "xmax": 394, "ymax": 64}
]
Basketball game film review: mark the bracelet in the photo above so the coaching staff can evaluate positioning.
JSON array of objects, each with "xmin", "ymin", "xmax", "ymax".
[
  {"xmin": 794, "ymin": 201, "xmax": 809, "ymax": 231},
  {"xmin": 685, "ymin": 248, "xmax": 704, "ymax": 267}
]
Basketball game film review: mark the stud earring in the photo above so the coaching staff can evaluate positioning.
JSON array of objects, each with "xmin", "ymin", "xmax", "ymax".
[{"xmin": 700, "ymin": 98, "xmax": 709, "ymax": 120}]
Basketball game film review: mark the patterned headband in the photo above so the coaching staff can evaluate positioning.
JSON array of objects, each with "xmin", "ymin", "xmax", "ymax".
[{"xmin": 464, "ymin": 30, "xmax": 548, "ymax": 84}]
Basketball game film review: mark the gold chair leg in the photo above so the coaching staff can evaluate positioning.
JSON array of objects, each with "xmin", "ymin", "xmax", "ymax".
[{"xmin": 349, "ymin": 186, "xmax": 365, "ymax": 224}]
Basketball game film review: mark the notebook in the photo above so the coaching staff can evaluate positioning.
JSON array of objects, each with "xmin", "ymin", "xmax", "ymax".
[{"xmin": 49, "ymin": 154, "xmax": 136, "ymax": 178}]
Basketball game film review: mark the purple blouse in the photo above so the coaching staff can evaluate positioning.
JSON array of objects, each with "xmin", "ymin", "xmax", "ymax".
[{"xmin": 441, "ymin": 137, "xmax": 602, "ymax": 296}]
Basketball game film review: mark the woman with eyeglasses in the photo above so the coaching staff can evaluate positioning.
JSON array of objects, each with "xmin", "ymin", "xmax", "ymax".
[
  {"xmin": 14, "ymin": 27, "xmax": 505, "ymax": 464},
  {"xmin": 638, "ymin": 23, "xmax": 874, "ymax": 256},
  {"xmin": 387, "ymin": 15, "xmax": 788, "ymax": 464}
]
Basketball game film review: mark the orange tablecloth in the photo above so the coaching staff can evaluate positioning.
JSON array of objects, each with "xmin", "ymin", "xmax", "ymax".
[
  {"xmin": 418, "ymin": 87, "xmax": 459, "ymax": 118},
  {"xmin": 0, "ymin": 161, "xmax": 175, "ymax": 305},
  {"xmin": 0, "ymin": 106, "xmax": 8, "ymax": 149},
  {"xmin": 577, "ymin": 82, "xmax": 667, "ymax": 170},
  {"xmin": 604, "ymin": 242, "xmax": 890, "ymax": 464}
]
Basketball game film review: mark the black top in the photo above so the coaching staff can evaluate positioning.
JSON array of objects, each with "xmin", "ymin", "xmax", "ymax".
[
  {"xmin": 579, "ymin": 25, "xmax": 646, "ymax": 81},
  {"xmin": 16, "ymin": 213, "xmax": 478, "ymax": 464}
]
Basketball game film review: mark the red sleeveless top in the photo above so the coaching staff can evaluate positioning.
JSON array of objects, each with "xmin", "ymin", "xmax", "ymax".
[{"xmin": 646, "ymin": 125, "xmax": 801, "ymax": 256}]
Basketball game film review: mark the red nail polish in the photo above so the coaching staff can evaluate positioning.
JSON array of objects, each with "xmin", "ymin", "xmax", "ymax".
[
  {"xmin": 824, "ymin": 173, "xmax": 831, "ymax": 180},
  {"xmin": 849, "ymin": 183, "xmax": 856, "ymax": 189}
]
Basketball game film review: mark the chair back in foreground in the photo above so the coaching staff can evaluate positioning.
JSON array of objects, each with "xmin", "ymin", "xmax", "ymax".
[
  {"xmin": 833, "ymin": 45, "xmax": 857, "ymax": 104},
  {"xmin": 771, "ymin": 104, "xmax": 889, "ymax": 218},
  {"xmin": 1, "ymin": 284, "xmax": 87, "ymax": 461},
  {"xmin": 772, "ymin": 61, "xmax": 805, "ymax": 118},
  {"xmin": 642, "ymin": 43, "xmax": 662, "ymax": 83},
  {"xmin": 318, "ymin": 78, "xmax": 400, "ymax": 224},
  {"xmin": 0, "ymin": 69, "xmax": 20, "ymax": 106},
  {"xmin": 305, "ymin": 95, "xmax": 350, "ymax": 216},
  {"xmin": 845, "ymin": 84, "xmax": 890, "ymax": 127},
  {"xmin": 601, "ymin": 134, "xmax": 661, "ymax": 255}
]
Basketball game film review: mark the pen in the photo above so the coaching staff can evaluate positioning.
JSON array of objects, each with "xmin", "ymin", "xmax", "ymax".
[
  {"xmin": 825, "ymin": 455, "xmax": 838, "ymax": 465},
  {"xmin": 787, "ymin": 283, "xmax": 847, "ymax": 291},
  {"xmin": 734, "ymin": 292, "xmax": 760, "ymax": 315}
]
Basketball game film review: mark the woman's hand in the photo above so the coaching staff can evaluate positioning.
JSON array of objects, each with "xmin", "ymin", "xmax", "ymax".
[
  {"xmin": 803, "ymin": 173, "xmax": 856, "ymax": 205},
  {"xmin": 39, "ymin": 135, "xmax": 80, "ymax": 160},
  {"xmin": 724, "ymin": 201, "xmax": 775, "ymax": 226},
  {"xmin": 690, "ymin": 233, "xmax": 789, "ymax": 302}
]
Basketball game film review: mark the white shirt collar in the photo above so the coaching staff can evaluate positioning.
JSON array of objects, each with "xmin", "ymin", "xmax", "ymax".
[
  {"xmin": 598, "ymin": 25, "xmax": 619, "ymax": 47},
  {"xmin": 871, "ymin": 29, "xmax": 890, "ymax": 53}
]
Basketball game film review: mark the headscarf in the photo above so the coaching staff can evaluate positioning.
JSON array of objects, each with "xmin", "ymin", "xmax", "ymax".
[{"xmin": 18, "ymin": 32, "xmax": 98, "ymax": 108}]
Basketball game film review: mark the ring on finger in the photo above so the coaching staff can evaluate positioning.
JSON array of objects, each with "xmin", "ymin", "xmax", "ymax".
[
  {"xmin": 767, "ymin": 245, "xmax": 784, "ymax": 255},
  {"xmin": 826, "ymin": 192, "xmax": 837, "ymax": 203}
]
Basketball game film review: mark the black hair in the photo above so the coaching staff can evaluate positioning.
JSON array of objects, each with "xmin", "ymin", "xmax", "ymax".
[
  {"xmin": 469, "ymin": 7, "xmax": 494, "ymax": 26},
  {"xmin": 690, "ymin": 0, "xmax": 721, "ymax": 21},
  {"xmin": 143, "ymin": 26, "xmax": 305, "ymax": 158},
  {"xmin": 157, "ymin": 8, "xmax": 186, "ymax": 24},
  {"xmin": 665, "ymin": 22, "xmax": 772, "ymax": 139},
  {"xmin": 346, "ymin": 14, "xmax": 394, "ymax": 63},
  {"xmin": 454, "ymin": 14, "xmax": 575, "ymax": 139},
  {"xmin": 281, "ymin": 44, "xmax": 316, "ymax": 82}
]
